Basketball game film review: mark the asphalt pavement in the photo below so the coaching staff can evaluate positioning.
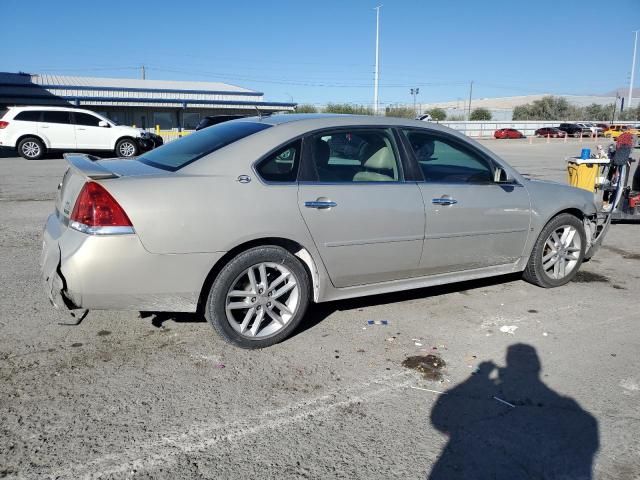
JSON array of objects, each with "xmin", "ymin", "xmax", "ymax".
[{"xmin": 1, "ymin": 138, "xmax": 639, "ymax": 479}]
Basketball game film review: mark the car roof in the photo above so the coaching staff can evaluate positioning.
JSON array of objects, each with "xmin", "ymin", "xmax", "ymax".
[{"xmin": 8, "ymin": 105, "xmax": 100, "ymax": 114}]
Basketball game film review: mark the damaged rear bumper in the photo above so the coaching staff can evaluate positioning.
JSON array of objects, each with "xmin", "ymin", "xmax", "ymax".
[{"xmin": 40, "ymin": 213, "xmax": 224, "ymax": 313}]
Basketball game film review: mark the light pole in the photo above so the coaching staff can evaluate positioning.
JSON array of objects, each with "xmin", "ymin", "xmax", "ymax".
[
  {"xmin": 410, "ymin": 87, "xmax": 420, "ymax": 114},
  {"xmin": 628, "ymin": 30, "xmax": 639, "ymax": 111},
  {"xmin": 467, "ymin": 81, "xmax": 474, "ymax": 120},
  {"xmin": 373, "ymin": 5, "xmax": 382, "ymax": 115}
]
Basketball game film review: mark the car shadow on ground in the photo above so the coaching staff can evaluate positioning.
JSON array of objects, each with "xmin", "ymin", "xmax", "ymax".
[
  {"xmin": 141, "ymin": 273, "xmax": 523, "ymax": 335},
  {"xmin": 426, "ymin": 344, "xmax": 599, "ymax": 479}
]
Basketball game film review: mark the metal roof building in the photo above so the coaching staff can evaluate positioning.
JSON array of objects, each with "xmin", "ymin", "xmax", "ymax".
[{"xmin": 0, "ymin": 72, "xmax": 296, "ymax": 129}]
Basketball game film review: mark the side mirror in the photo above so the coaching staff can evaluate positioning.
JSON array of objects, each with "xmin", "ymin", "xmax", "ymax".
[
  {"xmin": 493, "ymin": 167, "xmax": 514, "ymax": 183},
  {"xmin": 98, "ymin": 120, "xmax": 110, "ymax": 128}
]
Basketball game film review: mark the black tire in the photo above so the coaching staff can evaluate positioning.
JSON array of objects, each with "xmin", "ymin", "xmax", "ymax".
[
  {"xmin": 17, "ymin": 137, "xmax": 45, "ymax": 160},
  {"xmin": 523, "ymin": 213, "xmax": 586, "ymax": 288},
  {"xmin": 115, "ymin": 138, "xmax": 138, "ymax": 158},
  {"xmin": 574, "ymin": 132, "xmax": 581, "ymax": 138},
  {"xmin": 205, "ymin": 246, "xmax": 311, "ymax": 349}
]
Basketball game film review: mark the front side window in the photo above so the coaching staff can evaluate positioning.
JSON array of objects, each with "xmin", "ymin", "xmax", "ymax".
[
  {"xmin": 308, "ymin": 129, "xmax": 401, "ymax": 183},
  {"xmin": 74, "ymin": 112, "xmax": 102, "ymax": 127},
  {"xmin": 138, "ymin": 121, "xmax": 271, "ymax": 171},
  {"xmin": 403, "ymin": 129, "xmax": 494, "ymax": 184},
  {"xmin": 14, "ymin": 111, "xmax": 42, "ymax": 122},
  {"xmin": 42, "ymin": 111, "xmax": 71, "ymax": 124},
  {"xmin": 256, "ymin": 140, "xmax": 301, "ymax": 183}
]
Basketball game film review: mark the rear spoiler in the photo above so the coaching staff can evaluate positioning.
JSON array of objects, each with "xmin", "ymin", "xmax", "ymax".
[{"xmin": 64, "ymin": 153, "xmax": 119, "ymax": 180}]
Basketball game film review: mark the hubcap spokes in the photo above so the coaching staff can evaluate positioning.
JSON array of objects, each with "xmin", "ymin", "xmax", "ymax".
[
  {"xmin": 120, "ymin": 143, "xmax": 135, "ymax": 157},
  {"xmin": 225, "ymin": 262, "xmax": 298, "ymax": 338},
  {"xmin": 542, "ymin": 225, "xmax": 581, "ymax": 280},
  {"xmin": 23, "ymin": 142, "xmax": 39, "ymax": 157}
]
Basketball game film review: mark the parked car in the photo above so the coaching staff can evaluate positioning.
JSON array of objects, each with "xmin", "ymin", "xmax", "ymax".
[
  {"xmin": 604, "ymin": 125, "xmax": 639, "ymax": 138},
  {"xmin": 417, "ymin": 113, "xmax": 433, "ymax": 122},
  {"xmin": 41, "ymin": 115, "xmax": 606, "ymax": 348},
  {"xmin": 195, "ymin": 115, "xmax": 250, "ymax": 131},
  {"xmin": 558, "ymin": 123, "xmax": 591, "ymax": 138},
  {"xmin": 0, "ymin": 106, "xmax": 155, "ymax": 160},
  {"xmin": 534, "ymin": 127, "xmax": 567, "ymax": 138},
  {"xmin": 577, "ymin": 123, "xmax": 604, "ymax": 136},
  {"xmin": 494, "ymin": 128, "xmax": 525, "ymax": 139}
]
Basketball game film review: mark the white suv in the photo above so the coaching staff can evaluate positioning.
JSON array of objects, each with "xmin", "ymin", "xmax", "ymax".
[{"xmin": 0, "ymin": 106, "xmax": 154, "ymax": 159}]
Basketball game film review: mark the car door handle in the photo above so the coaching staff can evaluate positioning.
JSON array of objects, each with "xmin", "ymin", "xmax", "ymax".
[
  {"xmin": 432, "ymin": 196, "xmax": 458, "ymax": 206},
  {"xmin": 305, "ymin": 200, "xmax": 337, "ymax": 209},
  {"xmin": 76, "ymin": 128, "xmax": 86, "ymax": 131}
]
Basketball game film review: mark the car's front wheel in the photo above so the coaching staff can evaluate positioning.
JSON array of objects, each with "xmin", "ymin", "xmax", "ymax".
[
  {"xmin": 115, "ymin": 138, "xmax": 138, "ymax": 158},
  {"xmin": 18, "ymin": 137, "xmax": 45, "ymax": 160},
  {"xmin": 523, "ymin": 213, "xmax": 586, "ymax": 288},
  {"xmin": 205, "ymin": 246, "xmax": 310, "ymax": 348}
]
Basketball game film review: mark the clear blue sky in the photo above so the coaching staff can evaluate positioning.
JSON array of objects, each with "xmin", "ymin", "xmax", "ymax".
[{"xmin": 2, "ymin": 0, "xmax": 639, "ymax": 106}]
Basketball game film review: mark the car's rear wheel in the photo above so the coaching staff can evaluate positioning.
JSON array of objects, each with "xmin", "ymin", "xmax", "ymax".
[
  {"xmin": 523, "ymin": 213, "xmax": 586, "ymax": 288},
  {"xmin": 18, "ymin": 137, "xmax": 45, "ymax": 160},
  {"xmin": 205, "ymin": 246, "xmax": 310, "ymax": 348},
  {"xmin": 115, "ymin": 138, "xmax": 138, "ymax": 158},
  {"xmin": 574, "ymin": 132, "xmax": 581, "ymax": 138}
]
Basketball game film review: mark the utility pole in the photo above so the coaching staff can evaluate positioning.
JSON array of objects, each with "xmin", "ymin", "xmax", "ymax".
[
  {"xmin": 611, "ymin": 94, "xmax": 620, "ymax": 123},
  {"xmin": 373, "ymin": 5, "xmax": 382, "ymax": 115},
  {"xmin": 141, "ymin": 65, "xmax": 146, "ymax": 80},
  {"xmin": 467, "ymin": 80, "xmax": 474, "ymax": 120},
  {"xmin": 628, "ymin": 30, "xmax": 638, "ymax": 111},
  {"xmin": 410, "ymin": 87, "xmax": 419, "ymax": 114}
]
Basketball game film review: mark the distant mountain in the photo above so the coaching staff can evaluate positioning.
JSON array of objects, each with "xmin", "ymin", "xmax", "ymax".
[{"xmin": 600, "ymin": 87, "xmax": 640, "ymax": 98}]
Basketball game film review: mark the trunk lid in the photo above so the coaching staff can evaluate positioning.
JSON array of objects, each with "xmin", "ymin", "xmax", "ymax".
[{"xmin": 55, "ymin": 154, "xmax": 165, "ymax": 227}]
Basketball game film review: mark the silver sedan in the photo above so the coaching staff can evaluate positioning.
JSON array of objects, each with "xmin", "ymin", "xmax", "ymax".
[{"xmin": 41, "ymin": 115, "xmax": 607, "ymax": 348}]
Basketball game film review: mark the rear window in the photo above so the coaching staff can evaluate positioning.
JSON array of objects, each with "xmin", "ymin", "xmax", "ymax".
[
  {"xmin": 138, "ymin": 121, "xmax": 271, "ymax": 171},
  {"xmin": 14, "ymin": 110, "xmax": 42, "ymax": 122}
]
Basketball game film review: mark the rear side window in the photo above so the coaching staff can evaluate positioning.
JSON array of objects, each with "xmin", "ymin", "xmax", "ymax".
[
  {"xmin": 138, "ymin": 121, "xmax": 271, "ymax": 171},
  {"xmin": 74, "ymin": 112, "xmax": 102, "ymax": 126},
  {"xmin": 14, "ymin": 111, "xmax": 42, "ymax": 122},
  {"xmin": 256, "ymin": 140, "xmax": 301, "ymax": 183},
  {"xmin": 42, "ymin": 111, "xmax": 71, "ymax": 124}
]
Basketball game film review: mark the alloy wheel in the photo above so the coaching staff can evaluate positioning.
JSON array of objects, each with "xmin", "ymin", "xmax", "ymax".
[
  {"xmin": 225, "ymin": 262, "xmax": 299, "ymax": 338},
  {"xmin": 22, "ymin": 141, "xmax": 40, "ymax": 158},
  {"xmin": 119, "ymin": 142, "xmax": 136, "ymax": 157},
  {"xmin": 541, "ymin": 225, "xmax": 582, "ymax": 280}
]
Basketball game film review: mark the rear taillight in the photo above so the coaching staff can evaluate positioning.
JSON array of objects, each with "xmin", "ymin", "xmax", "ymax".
[
  {"xmin": 69, "ymin": 182, "xmax": 133, "ymax": 234},
  {"xmin": 0, "ymin": 121, "xmax": 9, "ymax": 129}
]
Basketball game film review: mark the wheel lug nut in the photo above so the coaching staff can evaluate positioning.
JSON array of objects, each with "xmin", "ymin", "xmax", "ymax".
[
  {"xmin": 251, "ymin": 297, "xmax": 256, "ymax": 302},
  {"xmin": 267, "ymin": 302, "xmax": 272, "ymax": 307}
]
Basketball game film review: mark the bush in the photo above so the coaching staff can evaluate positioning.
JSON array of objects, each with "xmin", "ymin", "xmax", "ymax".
[
  {"xmin": 425, "ymin": 107, "xmax": 447, "ymax": 121},
  {"xmin": 385, "ymin": 106, "xmax": 417, "ymax": 119},
  {"xmin": 470, "ymin": 108, "xmax": 492, "ymax": 121},
  {"xmin": 294, "ymin": 104, "xmax": 318, "ymax": 113},
  {"xmin": 324, "ymin": 103, "xmax": 373, "ymax": 115},
  {"xmin": 512, "ymin": 96, "xmax": 581, "ymax": 120},
  {"xmin": 447, "ymin": 114, "xmax": 466, "ymax": 121}
]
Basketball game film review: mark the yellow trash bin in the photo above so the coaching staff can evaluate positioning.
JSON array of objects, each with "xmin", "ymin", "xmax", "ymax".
[{"xmin": 566, "ymin": 158, "xmax": 609, "ymax": 192}]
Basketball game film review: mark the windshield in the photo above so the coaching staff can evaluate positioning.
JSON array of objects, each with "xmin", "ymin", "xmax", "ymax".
[{"xmin": 138, "ymin": 121, "xmax": 271, "ymax": 171}]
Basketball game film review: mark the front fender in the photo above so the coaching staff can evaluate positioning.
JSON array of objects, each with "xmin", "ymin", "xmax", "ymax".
[{"xmin": 520, "ymin": 179, "xmax": 598, "ymax": 263}]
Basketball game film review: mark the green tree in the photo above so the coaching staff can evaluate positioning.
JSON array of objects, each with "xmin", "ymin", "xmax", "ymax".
[
  {"xmin": 323, "ymin": 103, "xmax": 373, "ymax": 115},
  {"xmin": 619, "ymin": 106, "xmax": 640, "ymax": 121},
  {"xmin": 470, "ymin": 108, "xmax": 492, "ymax": 121},
  {"xmin": 293, "ymin": 104, "xmax": 318, "ymax": 113},
  {"xmin": 426, "ymin": 107, "xmax": 447, "ymax": 121},
  {"xmin": 385, "ymin": 106, "xmax": 416, "ymax": 119},
  {"xmin": 512, "ymin": 96, "xmax": 574, "ymax": 120}
]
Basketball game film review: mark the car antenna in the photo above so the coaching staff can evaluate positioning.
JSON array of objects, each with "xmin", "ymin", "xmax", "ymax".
[{"xmin": 254, "ymin": 106, "xmax": 262, "ymax": 120}]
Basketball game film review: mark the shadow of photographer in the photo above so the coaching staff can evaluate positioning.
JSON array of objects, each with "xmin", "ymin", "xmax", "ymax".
[{"xmin": 429, "ymin": 344, "xmax": 599, "ymax": 480}]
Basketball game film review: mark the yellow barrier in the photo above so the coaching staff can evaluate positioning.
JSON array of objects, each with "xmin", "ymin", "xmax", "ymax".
[
  {"xmin": 567, "ymin": 162, "xmax": 598, "ymax": 192},
  {"xmin": 154, "ymin": 125, "xmax": 193, "ymax": 142}
]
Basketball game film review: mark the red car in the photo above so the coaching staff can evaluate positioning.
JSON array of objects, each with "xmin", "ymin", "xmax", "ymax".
[
  {"xmin": 534, "ymin": 127, "xmax": 567, "ymax": 138},
  {"xmin": 494, "ymin": 128, "xmax": 525, "ymax": 139}
]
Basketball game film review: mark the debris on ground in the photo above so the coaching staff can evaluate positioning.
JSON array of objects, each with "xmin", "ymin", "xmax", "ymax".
[
  {"xmin": 402, "ymin": 354, "xmax": 446, "ymax": 381},
  {"xmin": 499, "ymin": 325, "xmax": 518, "ymax": 335},
  {"xmin": 493, "ymin": 396, "xmax": 516, "ymax": 408},
  {"xmin": 368, "ymin": 320, "xmax": 389, "ymax": 326}
]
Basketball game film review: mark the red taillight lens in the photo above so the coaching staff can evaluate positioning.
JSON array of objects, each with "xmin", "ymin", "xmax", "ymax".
[
  {"xmin": 0, "ymin": 121, "xmax": 9, "ymax": 129},
  {"xmin": 70, "ymin": 182, "xmax": 132, "ymax": 227}
]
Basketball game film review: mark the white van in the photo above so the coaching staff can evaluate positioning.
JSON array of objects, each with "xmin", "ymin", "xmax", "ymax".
[{"xmin": 0, "ymin": 106, "xmax": 154, "ymax": 159}]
